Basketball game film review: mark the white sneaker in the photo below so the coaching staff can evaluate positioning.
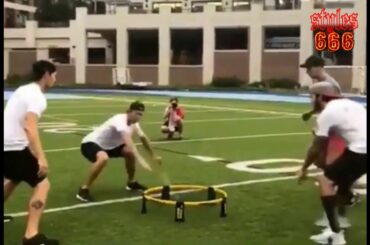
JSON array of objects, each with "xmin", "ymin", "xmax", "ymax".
[
  {"xmin": 310, "ymin": 227, "xmax": 333, "ymax": 244},
  {"xmin": 314, "ymin": 214, "xmax": 351, "ymax": 228},
  {"xmin": 310, "ymin": 228, "xmax": 346, "ymax": 245},
  {"xmin": 331, "ymin": 231, "xmax": 346, "ymax": 245}
]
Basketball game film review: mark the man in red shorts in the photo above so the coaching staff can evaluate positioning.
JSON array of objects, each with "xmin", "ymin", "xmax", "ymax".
[
  {"xmin": 304, "ymin": 85, "xmax": 361, "ymax": 230},
  {"xmin": 161, "ymin": 97, "xmax": 185, "ymax": 139}
]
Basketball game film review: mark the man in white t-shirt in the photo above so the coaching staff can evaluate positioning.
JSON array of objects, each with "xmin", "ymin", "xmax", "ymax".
[
  {"xmin": 300, "ymin": 55, "xmax": 342, "ymax": 121},
  {"xmin": 4, "ymin": 60, "xmax": 59, "ymax": 245},
  {"xmin": 297, "ymin": 82, "xmax": 367, "ymax": 245},
  {"xmin": 76, "ymin": 101, "xmax": 161, "ymax": 202}
]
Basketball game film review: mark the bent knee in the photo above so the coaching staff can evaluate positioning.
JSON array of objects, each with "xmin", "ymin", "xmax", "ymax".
[
  {"xmin": 96, "ymin": 151, "xmax": 109, "ymax": 163},
  {"xmin": 37, "ymin": 178, "xmax": 50, "ymax": 191},
  {"xmin": 123, "ymin": 147, "xmax": 135, "ymax": 158}
]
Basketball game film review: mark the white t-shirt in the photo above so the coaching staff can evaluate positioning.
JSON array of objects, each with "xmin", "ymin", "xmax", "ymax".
[
  {"xmin": 317, "ymin": 73, "xmax": 342, "ymax": 94},
  {"xmin": 82, "ymin": 114, "xmax": 145, "ymax": 149},
  {"xmin": 315, "ymin": 98, "xmax": 367, "ymax": 154},
  {"xmin": 4, "ymin": 83, "xmax": 47, "ymax": 151}
]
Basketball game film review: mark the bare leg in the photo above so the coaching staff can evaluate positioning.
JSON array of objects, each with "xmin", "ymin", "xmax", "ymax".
[
  {"xmin": 318, "ymin": 175, "xmax": 340, "ymax": 233},
  {"xmin": 176, "ymin": 121, "xmax": 183, "ymax": 138},
  {"xmin": 161, "ymin": 125, "xmax": 169, "ymax": 134},
  {"xmin": 123, "ymin": 149, "xmax": 136, "ymax": 183},
  {"xmin": 25, "ymin": 178, "xmax": 50, "ymax": 239},
  {"xmin": 82, "ymin": 151, "xmax": 109, "ymax": 189},
  {"xmin": 4, "ymin": 178, "xmax": 19, "ymax": 202}
]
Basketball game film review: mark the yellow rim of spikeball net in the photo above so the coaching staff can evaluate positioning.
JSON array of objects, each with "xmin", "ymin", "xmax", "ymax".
[{"xmin": 143, "ymin": 185, "xmax": 228, "ymax": 206}]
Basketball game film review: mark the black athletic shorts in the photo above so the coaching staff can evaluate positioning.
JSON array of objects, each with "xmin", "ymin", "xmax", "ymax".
[
  {"xmin": 4, "ymin": 148, "xmax": 46, "ymax": 187},
  {"xmin": 324, "ymin": 148, "xmax": 367, "ymax": 188},
  {"xmin": 80, "ymin": 142, "xmax": 125, "ymax": 163}
]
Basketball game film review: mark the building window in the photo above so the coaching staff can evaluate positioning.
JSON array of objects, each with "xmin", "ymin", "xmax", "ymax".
[
  {"xmin": 312, "ymin": 29, "xmax": 353, "ymax": 66},
  {"xmin": 215, "ymin": 28, "xmax": 248, "ymax": 50},
  {"xmin": 128, "ymin": 30, "xmax": 159, "ymax": 65},
  {"xmin": 314, "ymin": 0, "xmax": 354, "ymax": 9},
  {"xmin": 88, "ymin": 48, "xmax": 106, "ymax": 64},
  {"xmin": 264, "ymin": 0, "xmax": 301, "ymax": 10},
  {"xmin": 171, "ymin": 29, "xmax": 203, "ymax": 65},
  {"xmin": 264, "ymin": 27, "xmax": 300, "ymax": 49},
  {"xmin": 233, "ymin": 0, "xmax": 252, "ymax": 11},
  {"xmin": 49, "ymin": 48, "xmax": 70, "ymax": 64}
]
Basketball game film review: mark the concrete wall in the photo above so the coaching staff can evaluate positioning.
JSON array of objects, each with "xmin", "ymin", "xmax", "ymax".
[
  {"xmin": 8, "ymin": 50, "xmax": 36, "ymax": 76},
  {"xmin": 261, "ymin": 51, "xmax": 299, "ymax": 81},
  {"xmin": 127, "ymin": 65, "xmax": 159, "ymax": 85},
  {"xmin": 56, "ymin": 65, "xmax": 76, "ymax": 85},
  {"xmin": 86, "ymin": 65, "xmax": 115, "ymax": 85},
  {"xmin": 325, "ymin": 68, "xmax": 353, "ymax": 93},
  {"xmin": 169, "ymin": 66, "xmax": 203, "ymax": 86},
  {"xmin": 213, "ymin": 51, "xmax": 249, "ymax": 82}
]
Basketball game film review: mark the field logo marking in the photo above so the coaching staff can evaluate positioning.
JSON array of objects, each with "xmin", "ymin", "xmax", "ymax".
[{"xmin": 226, "ymin": 158, "xmax": 317, "ymax": 174}]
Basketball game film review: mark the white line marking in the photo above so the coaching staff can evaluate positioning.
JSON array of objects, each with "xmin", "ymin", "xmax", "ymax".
[
  {"xmin": 43, "ymin": 115, "xmax": 78, "ymax": 123},
  {"xmin": 44, "ymin": 132, "xmax": 310, "ymax": 153},
  {"xmin": 144, "ymin": 116, "xmax": 296, "ymax": 124},
  {"xmin": 72, "ymin": 115, "xmax": 296, "ymax": 128},
  {"xmin": 45, "ymin": 110, "xmax": 225, "ymax": 117},
  {"xmin": 83, "ymin": 96, "xmax": 302, "ymax": 116},
  {"xmin": 49, "ymin": 116, "xmax": 296, "ymax": 131},
  {"xmin": 7, "ymin": 174, "xmax": 320, "ymax": 218}
]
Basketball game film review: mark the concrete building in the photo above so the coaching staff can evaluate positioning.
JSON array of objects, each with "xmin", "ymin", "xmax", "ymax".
[{"xmin": 3, "ymin": 0, "xmax": 367, "ymax": 92}]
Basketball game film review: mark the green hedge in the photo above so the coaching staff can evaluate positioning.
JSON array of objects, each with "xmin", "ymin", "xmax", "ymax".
[
  {"xmin": 211, "ymin": 77, "xmax": 246, "ymax": 88},
  {"xmin": 211, "ymin": 77, "xmax": 300, "ymax": 90},
  {"xmin": 249, "ymin": 79, "xmax": 300, "ymax": 90},
  {"xmin": 5, "ymin": 74, "xmax": 33, "ymax": 88}
]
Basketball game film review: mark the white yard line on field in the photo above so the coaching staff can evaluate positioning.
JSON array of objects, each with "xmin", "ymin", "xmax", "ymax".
[
  {"xmin": 45, "ymin": 110, "xmax": 225, "ymax": 117},
  {"xmin": 44, "ymin": 131, "xmax": 310, "ymax": 153},
  {"xmin": 66, "ymin": 115, "xmax": 297, "ymax": 128},
  {"xmin": 43, "ymin": 115, "xmax": 79, "ymax": 123},
  {"xmin": 83, "ymin": 96, "xmax": 302, "ymax": 116},
  {"xmin": 144, "ymin": 115, "xmax": 297, "ymax": 124},
  {"xmin": 6, "ymin": 173, "xmax": 321, "ymax": 218}
]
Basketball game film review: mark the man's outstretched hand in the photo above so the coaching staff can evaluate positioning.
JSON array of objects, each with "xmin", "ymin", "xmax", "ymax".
[{"xmin": 302, "ymin": 111, "xmax": 313, "ymax": 121}]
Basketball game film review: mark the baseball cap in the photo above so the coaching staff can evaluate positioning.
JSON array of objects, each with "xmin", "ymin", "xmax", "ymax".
[
  {"xmin": 300, "ymin": 55, "xmax": 325, "ymax": 68},
  {"xmin": 129, "ymin": 101, "xmax": 145, "ymax": 112},
  {"xmin": 309, "ymin": 82, "xmax": 341, "ymax": 97}
]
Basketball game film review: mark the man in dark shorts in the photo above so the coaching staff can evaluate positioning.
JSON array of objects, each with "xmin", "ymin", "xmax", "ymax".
[
  {"xmin": 4, "ymin": 60, "xmax": 59, "ymax": 245},
  {"xmin": 297, "ymin": 82, "xmax": 366, "ymax": 245},
  {"xmin": 76, "ymin": 101, "xmax": 161, "ymax": 202}
]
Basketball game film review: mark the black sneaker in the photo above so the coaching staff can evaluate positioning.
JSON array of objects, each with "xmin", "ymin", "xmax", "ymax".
[
  {"xmin": 4, "ymin": 215, "xmax": 13, "ymax": 223},
  {"xmin": 23, "ymin": 234, "xmax": 59, "ymax": 245},
  {"xmin": 76, "ymin": 187, "xmax": 94, "ymax": 202},
  {"xmin": 126, "ymin": 181, "xmax": 147, "ymax": 191}
]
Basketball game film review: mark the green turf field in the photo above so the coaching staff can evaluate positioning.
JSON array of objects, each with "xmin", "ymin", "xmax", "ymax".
[{"xmin": 4, "ymin": 94, "xmax": 366, "ymax": 245}]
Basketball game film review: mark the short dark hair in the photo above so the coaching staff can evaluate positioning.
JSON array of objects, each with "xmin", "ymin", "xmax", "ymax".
[
  {"xmin": 170, "ymin": 97, "xmax": 178, "ymax": 103},
  {"xmin": 32, "ymin": 60, "xmax": 56, "ymax": 81},
  {"xmin": 300, "ymin": 55, "xmax": 325, "ymax": 69},
  {"xmin": 129, "ymin": 101, "xmax": 145, "ymax": 112}
]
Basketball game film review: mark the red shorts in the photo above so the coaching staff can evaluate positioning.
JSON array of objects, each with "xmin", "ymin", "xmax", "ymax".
[{"xmin": 326, "ymin": 133, "xmax": 346, "ymax": 165}]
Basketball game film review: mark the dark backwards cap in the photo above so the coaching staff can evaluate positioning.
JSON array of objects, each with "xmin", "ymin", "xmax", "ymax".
[
  {"xmin": 300, "ymin": 55, "xmax": 325, "ymax": 68},
  {"xmin": 169, "ymin": 97, "xmax": 178, "ymax": 102},
  {"xmin": 129, "ymin": 101, "xmax": 145, "ymax": 112}
]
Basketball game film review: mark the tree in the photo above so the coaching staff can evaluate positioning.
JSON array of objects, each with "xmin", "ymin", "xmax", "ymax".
[{"xmin": 36, "ymin": 0, "xmax": 88, "ymax": 24}]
